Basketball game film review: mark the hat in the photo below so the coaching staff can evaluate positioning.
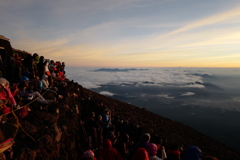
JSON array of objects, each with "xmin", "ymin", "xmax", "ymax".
[
  {"xmin": 0, "ymin": 78, "xmax": 9, "ymax": 86},
  {"xmin": 133, "ymin": 147, "xmax": 149, "ymax": 160},
  {"xmin": 143, "ymin": 133, "xmax": 151, "ymax": 142},
  {"xmin": 146, "ymin": 143, "xmax": 157, "ymax": 157},
  {"xmin": 103, "ymin": 139, "xmax": 112, "ymax": 148},
  {"xmin": 184, "ymin": 146, "xmax": 202, "ymax": 160},
  {"xmin": 33, "ymin": 53, "xmax": 39, "ymax": 57},
  {"xmin": 82, "ymin": 150, "xmax": 95, "ymax": 159},
  {"xmin": 23, "ymin": 71, "xmax": 30, "ymax": 77},
  {"xmin": 42, "ymin": 74, "xmax": 48, "ymax": 80},
  {"xmin": 144, "ymin": 133, "xmax": 150, "ymax": 137}
]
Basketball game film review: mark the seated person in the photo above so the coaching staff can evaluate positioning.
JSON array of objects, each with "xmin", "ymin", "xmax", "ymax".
[
  {"xmin": 0, "ymin": 78, "xmax": 18, "ymax": 119},
  {"xmin": 20, "ymin": 71, "xmax": 30, "ymax": 82},
  {"xmin": 17, "ymin": 81, "xmax": 56, "ymax": 105},
  {"xmin": 39, "ymin": 74, "xmax": 49, "ymax": 90},
  {"xmin": 0, "ymin": 78, "xmax": 17, "ymax": 107}
]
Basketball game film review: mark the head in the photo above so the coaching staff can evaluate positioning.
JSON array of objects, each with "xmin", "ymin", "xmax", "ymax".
[
  {"xmin": 39, "ymin": 56, "xmax": 45, "ymax": 62},
  {"xmin": 0, "ymin": 78, "xmax": 9, "ymax": 88},
  {"xmin": 51, "ymin": 72, "xmax": 56, "ymax": 77},
  {"xmin": 103, "ymin": 139, "xmax": 112, "ymax": 148},
  {"xmin": 146, "ymin": 143, "xmax": 158, "ymax": 157},
  {"xmin": 143, "ymin": 133, "xmax": 151, "ymax": 142},
  {"xmin": 18, "ymin": 81, "xmax": 29, "ymax": 90},
  {"xmin": 23, "ymin": 71, "xmax": 30, "ymax": 77},
  {"xmin": 97, "ymin": 115, "xmax": 102, "ymax": 121},
  {"xmin": 105, "ymin": 109, "xmax": 110, "ymax": 114},
  {"xmin": 55, "ymin": 71, "xmax": 59, "ymax": 76},
  {"xmin": 42, "ymin": 74, "xmax": 48, "ymax": 80},
  {"xmin": 90, "ymin": 112, "xmax": 95, "ymax": 118},
  {"xmin": 133, "ymin": 147, "xmax": 149, "ymax": 160},
  {"xmin": 123, "ymin": 120, "xmax": 129, "ymax": 125},
  {"xmin": 33, "ymin": 53, "xmax": 39, "ymax": 59},
  {"xmin": 0, "ymin": 84, "xmax": 4, "ymax": 89},
  {"xmin": 184, "ymin": 146, "xmax": 202, "ymax": 160},
  {"xmin": 13, "ymin": 52, "xmax": 18, "ymax": 57},
  {"xmin": 123, "ymin": 134, "xmax": 130, "ymax": 142},
  {"xmin": 82, "ymin": 150, "xmax": 96, "ymax": 160}
]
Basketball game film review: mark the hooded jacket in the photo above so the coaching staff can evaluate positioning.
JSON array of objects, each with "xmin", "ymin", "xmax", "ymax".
[
  {"xmin": 99, "ymin": 139, "xmax": 123, "ymax": 160},
  {"xmin": 133, "ymin": 147, "xmax": 150, "ymax": 160},
  {"xmin": 40, "ymin": 75, "xmax": 49, "ymax": 90},
  {"xmin": 183, "ymin": 146, "xmax": 202, "ymax": 160},
  {"xmin": 0, "ymin": 78, "xmax": 17, "ymax": 105}
]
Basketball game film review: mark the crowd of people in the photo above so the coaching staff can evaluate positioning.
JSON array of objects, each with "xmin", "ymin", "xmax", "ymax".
[
  {"xmin": 0, "ymin": 51, "xmax": 67, "ymax": 158},
  {"xmin": 80, "ymin": 108, "xmax": 219, "ymax": 160},
  {"xmin": 0, "ymin": 52, "xmax": 66, "ymax": 116},
  {"xmin": 0, "ymin": 51, "xmax": 219, "ymax": 160}
]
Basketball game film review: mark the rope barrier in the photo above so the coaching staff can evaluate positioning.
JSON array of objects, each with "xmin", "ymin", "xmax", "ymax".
[
  {"xmin": 0, "ymin": 86, "xmax": 52, "ymax": 118},
  {"xmin": 0, "ymin": 85, "xmax": 55, "ymax": 142},
  {"xmin": 10, "ymin": 104, "xmax": 36, "ymax": 141}
]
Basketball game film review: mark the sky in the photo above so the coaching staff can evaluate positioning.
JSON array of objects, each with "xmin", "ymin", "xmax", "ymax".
[{"xmin": 1, "ymin": 0, "xmax": 240, "ymax": 67}]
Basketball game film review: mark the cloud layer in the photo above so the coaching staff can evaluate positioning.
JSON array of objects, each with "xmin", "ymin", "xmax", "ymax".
[
  {"xmin": 66, "ymin": 67, "xmax": 240, "ymax": 112},
  {"xmin": 66, "ymin": 67, "xmax": 205, "ymax": 89}
]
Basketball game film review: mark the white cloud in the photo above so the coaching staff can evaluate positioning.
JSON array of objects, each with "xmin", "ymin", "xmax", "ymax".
[
  {"xmin": 181, "ymin": 92, "xmax": 195, "ymax": 96},
  {"xmin": 156, "ymin": 94, "xmax": 174, "ymax": 99},
  {"xmin": 156, "ymin": 6, "xmax": 240, "ymax": 39},
  {"xmin": 65, "ymin": 67, "xmax": 205, "ymax": 89},
  {"xmin": 99, "ymin": 91, "xmax": 115, "ymax": 96}
]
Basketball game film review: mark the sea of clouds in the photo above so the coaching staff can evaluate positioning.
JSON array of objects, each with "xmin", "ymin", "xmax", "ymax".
[
  {"xmin": 66, "ymin": 67, "xmax": 206, "ymax": 88},
  {"xmin": 65, "ymin": 67, "xmax": 240, "ymax": 111}
]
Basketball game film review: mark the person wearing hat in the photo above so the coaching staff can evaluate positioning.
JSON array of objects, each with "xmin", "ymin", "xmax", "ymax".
[
  {"xmin": 99, "ymin": 139, "xmax": 123, "ymax": 160},
  {"xmin": 133, "ymin": 133, "xmax": 151, "ymax": 153},
  {"xmin": 0, "ymin": 78, "xmax": 17, "ymax": 107},
  {"xmin": 146, "ymin": 143, "xmax": 167, "ymax": 160},
  {"xmin": 183, "ymin": 146, "xmax": 202, "ymax": 160},
  {"xmin": 18, "ymin": 80, "xmax": 56, "ymax": 105},
  {"xmin": 132, "ymin": 147, "xmax": 150, "ymax": 160},
  {"xmin": 39, "ymin": 74, "xmax": 49, "ymax": 90}
]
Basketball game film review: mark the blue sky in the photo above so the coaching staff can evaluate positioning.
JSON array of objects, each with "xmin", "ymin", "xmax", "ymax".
[{"xmin": 1, "ymin": 0, "xmax": 240, "ymax": 67}]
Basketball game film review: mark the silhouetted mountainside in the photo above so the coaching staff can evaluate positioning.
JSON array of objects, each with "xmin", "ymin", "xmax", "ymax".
[{"xmin": 0, "ymin": 36, "xmax": 240, "ymax": 160}]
